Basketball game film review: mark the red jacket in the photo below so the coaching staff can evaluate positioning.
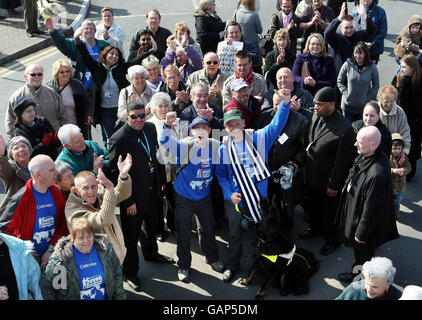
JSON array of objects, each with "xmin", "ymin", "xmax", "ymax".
[
  {"xmin": 225, "ymin": 96, "xmax": 261, "ymax": 129},
  {"xmin": 0, "ymin": 179, "xmax": 68, "ymax": 246}
]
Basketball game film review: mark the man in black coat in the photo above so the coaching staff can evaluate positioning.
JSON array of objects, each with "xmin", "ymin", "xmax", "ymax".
[
  {"xmin": 253, "ymin": 90, "xmax": 310, "ymax": 227},
  {"xmin": 108, "ymin": 101, "xmax": 174, "ymax": 290},
  {"xmin": 302, "ymin": 87, "xmax": 355, "ymax": 256},
  {"xmin": 336, "ymin": 126, "xmax": 399, "ymax": 283},
  {"xmin": 128, "ymin": 9, "xmax": 172, "ymax": 61}
]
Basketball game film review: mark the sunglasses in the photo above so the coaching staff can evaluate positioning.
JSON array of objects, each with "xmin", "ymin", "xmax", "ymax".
[
  {"xmin": 129, "ymin": 113, "xmax": 146, "ymax": 119},
  {"xmin": 206, "ymin": 61, "xmax": 219, "ymax": 65},
  {"xmin": 59, "ymin": 70, "xmax": 71, "ymax": 74},
  {"xmin": 27, "ymin": 73, "xmax": 43, "ymax": 77}
]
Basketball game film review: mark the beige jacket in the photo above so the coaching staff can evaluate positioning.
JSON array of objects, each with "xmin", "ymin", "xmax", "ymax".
[{"xmin": 65, "ymin": 175, "xmax": 132, "ymax": 264}]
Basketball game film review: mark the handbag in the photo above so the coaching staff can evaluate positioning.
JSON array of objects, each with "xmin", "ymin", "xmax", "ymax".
[{"xmin": 258, "ymin": 32, "xmax": 273, "ymax": 58}]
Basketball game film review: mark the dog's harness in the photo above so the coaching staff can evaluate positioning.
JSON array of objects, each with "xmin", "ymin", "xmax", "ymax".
[{"xmin": 261, "ymin": 244, "xmax": 313, "ymax": 269}]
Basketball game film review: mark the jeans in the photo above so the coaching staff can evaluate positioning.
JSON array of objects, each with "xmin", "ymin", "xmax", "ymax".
[
  {"xmin": 394, "ymin": 194, "xmax": 403, "ymax": 213},
  {"xmin": 100, "ymin": 107, "xmax": 118, "ymax": 150}
]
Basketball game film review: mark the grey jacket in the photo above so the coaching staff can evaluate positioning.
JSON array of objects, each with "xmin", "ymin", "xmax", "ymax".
[
  {"xmin": 337, "ymin": 59, "xmax": 380, "ymax": 114},
  {"xmin": 234, "ymin": 7, "xmax": 263, "ymax": 49}
]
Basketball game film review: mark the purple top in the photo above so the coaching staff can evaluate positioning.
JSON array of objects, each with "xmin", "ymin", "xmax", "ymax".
[{"xmin": 292, "ymin": 53, "xmax": 337, "ymax": 96}]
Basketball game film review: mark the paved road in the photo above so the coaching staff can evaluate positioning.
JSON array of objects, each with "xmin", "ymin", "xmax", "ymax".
[{"xmin": 0, "ymin": 0, "xmax": 421, "ymax": 303}]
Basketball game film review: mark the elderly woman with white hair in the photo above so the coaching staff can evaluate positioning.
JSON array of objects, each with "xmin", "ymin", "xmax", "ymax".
[
  {"xmin": 142, "ymin": 55, "xmax": 163, "ymax": 92},
  {"xmin": 0, "ymin": 135, "xmax": 32, "ymax": 215},
  {"xmin": 147, "ymin": 92, "xmax": 180, "ymax": 235},
  {"xmin": 117, "ymin": 65, "xmax": 154, "ymax": 123},
  {"xmin": 336, "ymin": 257, "xmax": 402, "ymax": 300}
]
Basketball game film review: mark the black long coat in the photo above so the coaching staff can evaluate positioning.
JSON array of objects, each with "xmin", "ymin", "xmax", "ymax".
[
  {"xmin": 305, "ymin": 109, "xmax": 356, "ymax": 191},
  {"xmin": 108, "ymin": 122, "xmax": 165, "ymax": 213},
  {"xmin": 194, "ymin": 11, "xmax": 226, "ymax": 55},
  {"xmin": 336, "ymin": 148, "xmax": 399, "ymax": 248}
]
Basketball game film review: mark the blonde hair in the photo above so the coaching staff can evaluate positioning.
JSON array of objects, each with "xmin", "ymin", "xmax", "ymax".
[
  {"xmin": 70, "ymin": 217, "xmax": 94, "ymax": 241},
  {"xmin": 303, "ymin": 33, "xmax": 328, "ymax": 57},
  {"xmin": 52, "ymin": 58, "xmax": 75, "ymax": 80},
  {"xmin": 174, "ymin": 22, "xmax": 191, "ymax": 37},
  {"xmin": 199, "ymin": 0, "xmax": 215, "ymax": 11},
  {"xmin": 377, "ymin": 85, "xmax": 398, "ymax": 103},
  {"xmin": 163, "ymin": 65, "xmax": 180, "ymax": 78},
  {"xmin": 273, "ymin": 28, "xmax": 290, "ymax": 50}
]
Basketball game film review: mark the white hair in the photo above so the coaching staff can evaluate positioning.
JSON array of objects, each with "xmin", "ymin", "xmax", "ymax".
[
  {"xmin": 175, "ymin": 46, "xmax": 187, "ymax": 56},
  {"xmin": 362, "ymin": 257, "xmax": 396, "ymax": 285},
  {"xmin": 58, "ymin": 124, "xmax": 81, "ymax": 146},
  {"xmin": 149, "ymin": 92, "xmax": 171, "ymax": 115},
  {"xmin": 190, "ymin": 81, "xmax": 209, "ymax": 96},
  {"xmin": 127, "ymin": 65, "xmax": 147, "ymax": 81},
  {"xmin": 55, "ymin": 160, "xmax": 72, "ymax": 181},
  {"xmin": 28, "ymin": 154, "xmax": 53, "ymax": 178}
]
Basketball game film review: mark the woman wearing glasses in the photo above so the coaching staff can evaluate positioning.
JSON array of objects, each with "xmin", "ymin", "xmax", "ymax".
[
  {"xmin": 47, "ymin": 59, "xmax": 93, "ymax": 140},
  {"xmin": 186, "ymin": 52, "xmax": 229, "ymax": 108}
]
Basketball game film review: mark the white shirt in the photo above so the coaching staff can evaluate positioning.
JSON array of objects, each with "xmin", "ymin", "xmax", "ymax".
[{"xmin": 95, "ymin": 21, "xmax": 126, "ymax": 56}]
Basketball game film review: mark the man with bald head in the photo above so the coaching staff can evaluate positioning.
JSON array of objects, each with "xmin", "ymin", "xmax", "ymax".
[
  {"xmin": 6, "ymin": 64, "xmax": 67, "ymax": 137},
  {"xmin": 262, "ymin": 67, "xmax": 314, "ymax": 119},
  {"xmin": 187, "ymin": 52, "xmax": 229, "ymax": 108},
  {"xmin": 336, "ymin": 126, "xmax": 399, "ymax": 283},
  {"xmin": 0, "ymin": 155, "xmax": 68, "ymax": 271}
]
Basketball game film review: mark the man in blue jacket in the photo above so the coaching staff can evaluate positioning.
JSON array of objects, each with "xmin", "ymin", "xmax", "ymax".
[
  {"xmin": 159, "ymin": 115, "xmax": 224, "ymax": 283},
  {"xmin": 215, "ymin": 90, "xmax": 290, "ymax": 283}
]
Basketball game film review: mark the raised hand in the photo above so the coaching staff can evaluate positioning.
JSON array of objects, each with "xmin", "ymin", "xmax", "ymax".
[
  {"xmin": 44, "ymin": 17, "xmax": 55, "ymax": 31},
  {"xmin": 165, "ymin": 111, "xmax": 178, "ymax": 127},
  {"xmin": 97, "ymin": 167, "xmax": 114, "ymax": 192},
  {"xmin": 151, "ymin": 36, "xmax": 158, "ymax": 51},
  {"xmin": 290, "ymin": 95, "xmax": 301, "ymax": 111},
  {"xmin": 93, "ymin": 152, "xmax": 104, "ymax": 174},
  {"xmin": 118, "ymin": 153, "xmax": 132, "ymax": 178}
]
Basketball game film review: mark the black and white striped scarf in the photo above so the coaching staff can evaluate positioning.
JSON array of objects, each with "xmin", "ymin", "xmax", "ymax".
[{"xmin": 228, "ymin": 133, "xmax": 271, "ymax": 223}]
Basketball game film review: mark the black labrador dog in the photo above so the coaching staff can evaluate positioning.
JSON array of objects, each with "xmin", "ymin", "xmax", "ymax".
[{"xmin": 239, "ymin": 203, "xmax": 318, "ymax": 300}]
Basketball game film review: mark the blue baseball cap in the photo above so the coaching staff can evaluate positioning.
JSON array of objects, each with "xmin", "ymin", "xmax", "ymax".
[{"xmin": 189, "ymin": 116, "xmax": 210, "ymax": 130}]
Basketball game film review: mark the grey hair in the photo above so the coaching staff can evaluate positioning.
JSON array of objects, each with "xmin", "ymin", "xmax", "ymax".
[
  {"xmin": 81, "ymin": 19, "xmax": 96, "ymax": 31},
  {"xmin": 149, "ymin": 92, "xmax": 171, "ymax": 114},
  {"xmin": 58, "ymin": 124, "xmax": 81, "ymax": 146},
  {"xmin": 190, "ymin": 81, "xmax": 209, "ymax": 96},
  {"xmin": 55, "ymin": 160, "xmax": 72, "ymax": 182},
  {"xmin": 28, "ymin": 154, "xmax": 53, "ymax": 178},
  {"xmin": 362, "ymin": 257, "xmax": 396, "ymax": 285},
  {"xmin": 199, "ymin": 0, "xmax": 215, "ymax": 11},
  {"xmin": 7, "ymin": 136, "xmax": 32, "ymax": 160},
  {"xmin": 175, "ymin": 46, "xmax": 187, "ymax": 56},
  {"xmin": 141, "ymin": 55, "xmax": 160, "ymax": 70},
  {"xmin": 127, "ymin": 65, "xmax": 147, "ymax": 81}
]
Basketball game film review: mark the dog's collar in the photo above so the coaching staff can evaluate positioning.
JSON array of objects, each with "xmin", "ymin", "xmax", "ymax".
[{"xmin": 261, "ymin": 244, "xmax": 296, "ymax": 265}]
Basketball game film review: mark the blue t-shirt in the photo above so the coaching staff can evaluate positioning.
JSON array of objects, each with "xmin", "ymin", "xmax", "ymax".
[
  {"xmin": 73, "ymin": 245, "xmax": 108, "ymax": 300},
  {"xmin": 83, "ymin": 43, "xmax": 99, "ymax": 90},
  {"xmin": 31, "ymin": 188, "xmax": 57, "ymax": 256}
]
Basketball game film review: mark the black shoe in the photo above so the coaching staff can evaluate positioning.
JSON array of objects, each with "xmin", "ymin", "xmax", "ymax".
[
  {"xmin": 319, "ymin": 242, "xmax": 339, "ymax": 256},
  {"xmin": 156, "ymin": 233, "xmax": 166, "ymax": 242},
  {"xmin": 125, "ymin": 274, "xmax": 141, "ymax": 291},
  {"xmin": 337, "ymin": 272, "xmax": 355, "ymax": 283},
  {"xmin": 146, "ymin": 254, "xmax": 175, "ymax": 264},
  {"xmin": 0, "ymin": 16, "xmax": 6, "ymax": 20},
  {"xmin": 32, "ymin": 29, "xmax": 46, "ymax": 35},
  {"xmin": 299, "ymin": 228, "xmax": 320, "ymax": 239}
]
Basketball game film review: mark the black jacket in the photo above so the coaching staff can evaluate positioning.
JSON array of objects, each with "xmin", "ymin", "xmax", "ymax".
[
  {"xmin": 108, "ymin": 122, "xmax": 166, "ymax": 212},
  {"xmin": 13, "ymin": 117, "xmax": 60, "ymax": 160},
  {"xmin": 128, "ymin": 26, "xmax": 172, "ymax": 61},
  {"xmin": 336, "ymin": 148, "xmax": 399, "ymax": 248},
  {"xmin": 179, "ymin": 103, "xmax": 224, "ymax": 130},
  {"xmin": 392, "ymin": 75, "xmax": 422, "ymax": 128},
  {"xmin": 158, "ymin": 81, "xmax": 190, "ymax": 117},
  {"xmin": 352, "ymin": 120, "xmax": 392, "ymax": 159},
  {"xmin": 76, "ymin": 38, "xmax": 144, "ymax": 125},
  {"xmin": 193, "ymin": 10, "xmax": 226, "ymax": 55},
  {"xmin": 254, "ymin": 109, "xmax": 310, "ymax": 169},
  {"xmin": 305, "ymin": 110, "xmax": 356, "ymax": 191},
  {"xmin": 47, "ymin": 78, "xmax": 93, "ymax": 136}
]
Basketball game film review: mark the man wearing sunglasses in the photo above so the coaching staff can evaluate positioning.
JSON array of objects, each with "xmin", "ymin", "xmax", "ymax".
[
  {"xmin": 108, "ymin": 101, "xmax": 174, "ymax": 291},
  {"xmin": 187, "ymin": 52, "xmax": 229, "ymax": 108},
  {"xmin": 6, "ymin": 64, "xmax": 67, "ymax": 137}
]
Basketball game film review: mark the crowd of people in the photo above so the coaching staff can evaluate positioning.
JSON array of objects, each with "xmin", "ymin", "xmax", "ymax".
[{"xmin": 0, "ymin": 0, "xmax": 421, "ymax": 301}]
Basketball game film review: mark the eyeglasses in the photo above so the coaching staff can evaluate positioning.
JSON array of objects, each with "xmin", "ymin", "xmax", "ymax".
[
  {"xmin": 129, "ymin": 113, "xmax": 146, "ymax": 119},
  {"xmin": 206, "ymin": 61, "xmax": 219, "ymax": 65},
  {"xmin": 27, "ymin": 73, "xmax": 43, "ymax": 77}
]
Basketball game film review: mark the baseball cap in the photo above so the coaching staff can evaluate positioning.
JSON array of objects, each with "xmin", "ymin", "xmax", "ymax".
[
  {"xmin": 230, "ymin": 78, "xmax": 249, "ymax": 92},
  {"xmin": 223, "ymin": 109, "xmax": 243, "ymax": 126},
  {"xmin": 189, "ymin": 116, "xmax": 210, "ymax": 130}
]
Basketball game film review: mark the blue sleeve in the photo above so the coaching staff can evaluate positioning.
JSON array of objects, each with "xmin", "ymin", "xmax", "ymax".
[
  {"xmin": 26, "ymin": 251, "xmax": 44, "ymax": 300},
  {"xmin": 158, "ymin": 125, "xmax": 188, "ymax": 164},
  {"xmin": 215, "ymin": 146, "xmax": 237, "ymax": 201},
  {"xmin": 255, "ymin": 100, "xmax": 290, "ymax": 154},
  {"xmin": 371, "ymin": 8, "xmax": 387, "ymax": 46}
]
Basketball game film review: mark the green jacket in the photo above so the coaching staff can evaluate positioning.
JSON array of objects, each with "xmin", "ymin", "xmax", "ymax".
[
  {"xmin": 335, "ymin": 280, "xmax": 402, "ymax": 300},
  {"xmin": 56, "ymin": 140, "xmax": 109, "ymax": 176},
  {"xmin": 40, "ymin": 234, "xmax": 125, "ymax": 300}
]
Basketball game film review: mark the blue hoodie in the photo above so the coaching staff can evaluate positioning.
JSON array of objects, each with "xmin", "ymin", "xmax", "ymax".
[{"xmin": 0, "ymin": 233, "xmax": 43, "ymax": 300}]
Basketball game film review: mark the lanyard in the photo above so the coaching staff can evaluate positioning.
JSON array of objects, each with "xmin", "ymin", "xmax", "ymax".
[{"xmin": 138, "ymin": 130, "xmax": 152, "ymax": 161}]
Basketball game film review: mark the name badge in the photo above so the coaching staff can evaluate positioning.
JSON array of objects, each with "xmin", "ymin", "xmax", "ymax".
[
  {"xmin": 277, "ymin": 133, "xmax": 289, "ymax": 145},
  {"xmin": 149, "ymin": 162, "xmax": 155, "ymax": 174},
  {"xmin": 104, "ymin": 91, "xmax": 112, "ymax": 98}
]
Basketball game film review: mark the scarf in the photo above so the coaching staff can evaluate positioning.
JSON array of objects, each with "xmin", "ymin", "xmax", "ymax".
[
  {"xmin": 234, "ymin": 68, "xmax": 254, "ymax": 87},
  {"xmin": 227, "ymin": 132, "xmax": 271, "ymax": 223}
]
